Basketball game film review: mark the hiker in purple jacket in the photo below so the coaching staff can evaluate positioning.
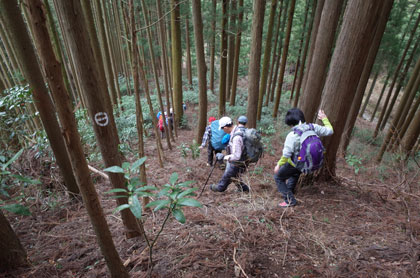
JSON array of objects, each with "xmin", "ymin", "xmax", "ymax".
[{"xmin": 274, "ymin": 108, "xmax": 333, "ymax": 207}]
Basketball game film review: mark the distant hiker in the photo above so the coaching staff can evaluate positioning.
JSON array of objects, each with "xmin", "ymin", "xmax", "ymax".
[
  {"xmin": 274, "ymin": 108, "xmax": 333, "ymax": 207},
  {"xmin": 199, "ymin": 116, "xmax": 221, "ymax": 166},
  {"xmin": 210, "ymin": 117, "xmax": 250, "ymax": 193},
  {"xmin": 182, "ymin": 102, "xmax": 187, "ymax": 111},
  {"xmin": 157, "ymin": 111, "xmax": 165, "ymax": 138}
]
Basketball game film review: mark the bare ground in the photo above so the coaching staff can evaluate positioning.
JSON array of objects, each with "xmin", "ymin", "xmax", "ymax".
[{"xmin": 2, "ymin": 103, "xmax": 420, "ymax": 278}]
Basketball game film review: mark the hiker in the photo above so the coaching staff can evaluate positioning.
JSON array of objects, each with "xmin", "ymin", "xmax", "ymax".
[
  {"xmin": 210, "ymin": 116, "xmax": 250, "ymax": 193},
  {"xmin": 199, "ymin": 116, "xmax": 221, "ymax": 166},
  {"xmin": 222, "ymin": 115, "xmax": 247, "ymax": 144},
  {"xmin": 274, "ymin": 108, "xmax": 333, "ymax": 207},
  {"xmin": 156, "ymin": 111, "xmax": 165, "ymax": 138}
]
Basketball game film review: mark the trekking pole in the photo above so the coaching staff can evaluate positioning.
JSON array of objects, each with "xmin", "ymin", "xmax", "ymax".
[{"xmin": 198, "ymin": 158, "xmax": 217, "ymax": 198}]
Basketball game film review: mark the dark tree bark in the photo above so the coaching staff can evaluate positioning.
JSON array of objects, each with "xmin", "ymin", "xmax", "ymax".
[
  {"xmin": 219, "ymin": 0, "xmax": 229, "ymax": 117},
  {"xmin": 192, "ymin": 0, "xmax": 208, "ymax": 144},
  {"xmin": 20, "ymin": 1, "xmax": 130, "ymax": 276},
  {"xmin": 209, "ymin": 0, "xmax": 217, "ymax": 93},
  {"xmin": 0, "ymin": 0, "xmax": 79, "ymax": 195},
  {"xmin": 53, "ymin": 0, "xmax": 141, "ymax": 238},
  {"xmin": 401, "ymin": 103, "xmax": 420, "ymax": 156},
  {"xmin": 299, "ymin": 0, "xmax": 344, "ymax": 122},
  {"xmin": 171, "ymin": 0, "xmax": 183, "ymax": 125},
  {"xmin": 229, "ymin": 0, "xmax": 244, "ymax": 106},
  {"xmin": 0, "ymin": 210, "xmax": 27, "ymax": 271},
  {"xmin": 319, "ymin": 0, "xmax": 383, "ymax": 179},
  {"xmin": 340, "ymin": 0, "xmax": 393, "ymax": 154},
  {"xmin": 257, "ymin": 0, "xmax": 278, "ymax": 121},
  {"xmin": 226, "ymin": 0, "xmax": 237, "ymax": 101},
  {"xmin": 272, "ymin": 0, "xmax": 296, "ymax": 118},
  {"xmin": 247, "ymin": 0, "xmax": 266, "ymax": 128},
  {"xmin": 185, "ymin": 17, "xmax": 193, "ymax": 87}
]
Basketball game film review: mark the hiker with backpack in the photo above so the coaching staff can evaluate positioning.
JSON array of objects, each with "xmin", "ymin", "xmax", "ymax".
[
  {"xmin": 199, "ymin": 116, "xmax": 224, "ymax": 166},
  {"xmin": 274, "ymin": 108, "xmax": 333, "ymax": 207},
  {"xmin": 210, "ymin": 116, "xmax": 263, "ymax": 193}
]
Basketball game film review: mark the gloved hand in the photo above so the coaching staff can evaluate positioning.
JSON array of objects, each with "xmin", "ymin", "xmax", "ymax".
[
  {"xmin": 199, "ymin": 145, "xmax": 204, "ymax": 149},
  {"xmin": 216, "ymin": 153, "xmax": 225, "ymax": 161}
]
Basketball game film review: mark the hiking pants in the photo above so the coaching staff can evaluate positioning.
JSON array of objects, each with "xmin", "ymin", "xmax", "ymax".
[
  {"xmin": 274, "ymin": 163, "xmax": 301, "ymax": 205},
  {"xmin": 207, "ymin": 144, "xmax": 221, "ymax": 166},
  {"xmin": 215, "ymin": 162, "xmax": 248, "ymax": 192}
]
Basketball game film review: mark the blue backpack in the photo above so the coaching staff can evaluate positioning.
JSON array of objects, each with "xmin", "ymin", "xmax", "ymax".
[
  {"xmin": 293, "ymin": 124, "xmax": 325, "ymax": 174},
  {"xmin": 210, "ymin": 120, "xmax": 228, "ymax": 151}
]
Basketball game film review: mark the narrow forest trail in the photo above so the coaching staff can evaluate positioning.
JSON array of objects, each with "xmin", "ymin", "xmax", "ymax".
[{"xmin": 5, "ymin": 103, "xmax": 420, "ymax": 278}]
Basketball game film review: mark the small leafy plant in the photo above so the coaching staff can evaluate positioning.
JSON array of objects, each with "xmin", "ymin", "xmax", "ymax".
[
  {"xmin": 104, "ymin": 157, "xmax": 202, "ymax": 274},
  {"xmin": 345, "ymin": 154, "xmax": 363, "ymax": 175}
]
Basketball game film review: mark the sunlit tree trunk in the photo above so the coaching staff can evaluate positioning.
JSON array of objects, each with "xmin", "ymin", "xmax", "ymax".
[
  {"xmin": 229, "ymin": 0, "xmax": 244, "ymax": 106},
  {"xmin": 192, "ymin": 0, "xmax": 208, "ymax": 144},
  {"xmin": 14, "ymin": 1, "xmax": 130, "ymax": 276},
  {"xmin": 171, "ymin": 0, "xmax": 183, "ymax": 125},
  {"xmin": 272, "ymin": 0, "xmax": 296, "ymax": 118},
  {"xmin": 257, "ymin": 0, "xmax": 278, "ymax": 121},
  {"xmin": 299, "ymin": 0, "xmax": 344, "ymax": 122},
  {"xmin": 247, "ymin": 0, "xmax": 266, "ymax": 128},
  {"xmin": 185, "ymin": 17, "xmax": 193, "ymax": 88},
  {"xmin": 209, "ymin": 0, "xmax": 217, "ymax": 93},
  {"xmin": 218, "ymin": 0, "xmax": 229, "ymax": 117},
  {"xmin": 319, "ymin": 0, "xmax": 382, "ymax": 180}
]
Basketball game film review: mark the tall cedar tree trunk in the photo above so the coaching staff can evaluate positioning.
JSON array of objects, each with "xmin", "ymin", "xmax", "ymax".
[
  {"xmin": 185, "ymin": 17, "xmax": 193, "ymax": 87},
  {"xmin": 268, "ymin": 0, "xmax": 288, "ymax": 105},
  {"xmin": 129, "ymin": 0, "xmax": 148, "ymax": 187},
  {"xmin": 257, "ymin": 0, "xmax": 278, "ymax": 121},
  {"xmin": 272, "ymin": 0, "xmax": 296, "ymax": 118},
  {"xmin": 171, "ymin": 0, "xmax": 183, "ymax": 125},
  {"xmin": 209, "ymin": 0, "xmax": 217, "ymax": 93},
  {"xmin": 54, "ymin": 0, "xmax": 141, "ymax": 238},
  {"xmin": 20, "ymin": 1, "xmax": 130, "ymax": 276},
  {"xmin": 226, "ymin": 0, "xmax": 237, "ymax": 101},
  {"xmin": 192, "ymin": 0, "xmax": 208, "ymax": 143},
  {"xmin": 374, "ymin": 12, "xmax": 420, "ymax": 137},
  {"xmin": 265, "ymin": 0, "xmax": 283, "ymax": 107},
  {"xmin": 359, "ymin": 70, "xmax": 379, "ymax": 117},
  {"xmin": 140, "ymin": 0, "xmax": 173, "ymax": 150},
  {"xmin": 397, "ymin": 92, "xmax": 420, "ymax": 150},
  {"xmin": 156, "ymin": 0, "xmax": 176, "ymax": 140},
  {"xmin": 247, "ymin": 0, "xmax": 266, "ymax": 128},
  {"xmin": 402, "ymin": 100, "xmax": 420, "ymax": 156},
  {"xmin": 293, "ymin": 0, "xmax": 316, "ymax": 107},
  {"xmin": 0, "ymin": 210, "xmax": 27, "ymax": 271},
  {"xmin": 301, "ymin": 0, "xmax": 325, "ymax": 96},
  {"xmin": 218, "ymin": 0, "xmax": 229, "ymax": 117},
  {"xmin": 0, "ymin": 0, "xmax": 79, "ymax": 195},
  {"xmin": 299, "ymin": 0, "xmax": 344, "ymax": 122},
  {"xmin": 229, "ymin": 0, "xmax": 244, "ymax": 106},
  {"xmin": 319, "ymin": 0, "xmax": 382, "ymax": 180},
  {"xmin": 340, "ymin": 0, "xmax": 393, "ymax": 153},
  {"xmin": 290, "ymin": 0, "xmax": 310, "ymax": 103},
  {"xmin": 376, "ymin": 57, "xmax": 420, "ymax": 162},
  {"xmin": 370, "ymin": 73, "xmax": 391, "ymax": 121}
]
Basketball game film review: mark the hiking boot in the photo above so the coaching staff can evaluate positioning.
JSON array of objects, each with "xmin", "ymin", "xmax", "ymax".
[
  {"xmin": 210, "ymin": 184, "xmax": 219, "ymax": 192},
  {"xmin": 236, "ymin": 184, "xmax": 250, "ymax": 193}
]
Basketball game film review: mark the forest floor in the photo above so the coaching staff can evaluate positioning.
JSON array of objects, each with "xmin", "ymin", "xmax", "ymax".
[{"xmin": 3, "ymin": 90, "xmax": 420, "ymax": 278}]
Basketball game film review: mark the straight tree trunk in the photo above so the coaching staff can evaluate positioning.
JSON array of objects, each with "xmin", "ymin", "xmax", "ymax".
[
  {"xmin": 229, "ymin": 0, "xmax": 244, "ymax": 106},
  {"xmin": 209, "ymin": 0, "xmax": 217, "ymax": 93},
  {"xmin": 370, "ymin": 73, "xmax": 391, "ymax": 122},
  {"xmin": 185, "ymin": 17, "xmax": 193, "ymax": 87},
  {"xmin": 257, "ymin": 0, "xmax": 278, "ymax": 121},
  {"xmin": 192, "ymin": 0, "xmax": 208, "ymax": 144},
  {"xmin": 293, "ymin": 0, "xmax": 316, "ymax": 107},
  {"xmin": 0, "ymin": 210, "xmax": 27, "ymax": 271},
  {"xmin": 171, "ymin": 0, "xmax": 183, "ymax": 125},
  {"xmin": 247, "ymin": 0, "xmax": 266, "ymax": 128},
  {"xmin": 272, "ymin": 0, "xmax": 296, "ymax": 118},
  {"xmin": 15, "ymin": 1, "xmax": 130, "ymax": 276},
  {"xmin": 226, "ymin": 0, "xmax": 237, "ymax": 101},
  {"xmin": 359, "ymin": 70, "xmax": 379, "ymax": 117},
  {"xmin": 374, "ymin": 12, "xmax": 420, "ymax": 136},
  {"xmin": 377, "ymin": 57, "xmax": 420, "ymax": 162},
  {"xmin": 53, "ymin": 0, "xmax": 141, "ymax": 238},
  {"xmin": 219, "ymin": 0, "xmax": 229, "ymax": 117},
  {"xmin": 398, "ymin": 94, "xmax": 420, "ymax": 149},
  {"xmin": 0, "ymin": 0, "xmax": 79, "ymax": 195},
  {"xmin": 401, "ymin": 104, "xmax": 420, "ymax": 156},
  {"xmin": 319, "ymin": 0, "xmax": 382, "ymax": 179},
  {"xmin": 299, "ymin": 0, "xmax": 344, "ymax": 122},
  {"xmin": 340, "ymin": 0, "xmax": 393, "ymax": 154}
]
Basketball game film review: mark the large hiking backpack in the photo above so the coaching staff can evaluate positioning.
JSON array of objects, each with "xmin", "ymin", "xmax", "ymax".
[
  {"xmin": 232, "ymin": 128, "xmax": 263, "ymax": 164},
  {"xmin": 293, "ymin": 124, "xmax": 325, "ymax": 174},
  {"xmin": 210, "ymin": 120, "xmax": 228, "ymax": 151}
]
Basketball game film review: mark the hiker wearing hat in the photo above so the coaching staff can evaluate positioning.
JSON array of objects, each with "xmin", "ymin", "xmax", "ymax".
[
  {"xmin": 199, "ymin": 116, "xmax": 220, "ymax": 166},
  {"xmin": 274, "ymin": 108, "xmax": 333, "ymax": 207},
  {"xmin": 210, "ymin": 116, "xmax": 249, "ymax": 193}
]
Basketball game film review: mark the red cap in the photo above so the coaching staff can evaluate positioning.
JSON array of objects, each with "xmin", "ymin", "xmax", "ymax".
[{"xmin": 208, "ymin": 117, "xmax": 216, "ymax": 123}]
